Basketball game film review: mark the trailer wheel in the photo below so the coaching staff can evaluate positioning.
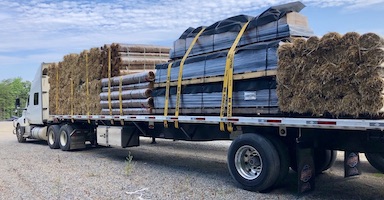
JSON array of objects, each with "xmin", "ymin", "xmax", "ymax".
[
  {"xmin": 316, "ymin": 149, "xmax": 337, "ymax": 173},
  {"xmin": 290, "ymin": 149, "xmax": 337, "ymax": 173},
  {"xmin": 365, "ymin": 153, "xmax": 384, "ymax": 173},
  {"xmin": 263, "ymin": 134, "xmax": 290, "ymax": 188},
  {"xmin": 227, "ymin": 133, "xmax": 280, "ymax": 192},
  {"xmin": 16, "ymin": 124, "xmax": 26, "ymax": 143},
  {"xmin": 47, "ymin": 125, "xmax": 60, "ymax": 149},
  {"xmin": 59, "ymin": 124, "xmax": 73, "ymax": 151}
]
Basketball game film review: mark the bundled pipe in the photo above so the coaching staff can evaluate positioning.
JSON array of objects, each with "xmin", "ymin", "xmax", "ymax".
[
  {"xmin": 101, "ymin": 82, "xmax": 154, "ymax": 92},
  {"xmin": 100, "ymin": 98, "xmax": 154, "ymax": 109},
  {"xmin": 100, "ymin": 88, "xmax": 152, "ymax": 100},
  {"xmin": 100, "ymin": 70, "xmax": 156, "ymax": 115},
  {"xmin": 115, "ymin": 44, "xmax": 170, "ymax": 54},
  {"xmin": 101, "ymin": 71, "xmax": 155, "ymax": 87}
]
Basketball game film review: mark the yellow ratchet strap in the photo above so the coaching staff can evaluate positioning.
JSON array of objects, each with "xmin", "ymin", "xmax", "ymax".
[
  {"xmin": 86, "ymin": 52, "xmax": 90, "ymax": 123},
  {"xmin": 108, "ymin": 47, "xmax": 114, "ymax": 125},
  {"xmin": 175, "ymin": 27, "xmax": 206, "ymax": 128},
  {"xmin": 119, "ymin": 76, "xmax": 124, "ymax": 125},
  {"xmin": 71, "ymin": 78, "xmax": 74, "ymax": 123},
  {"xmin": 164, "ymin": 62, "xmax": 173, "ymax": 128},
  {"xmin": 108, "ymin": 47, "xmax": 112, "ymax": 116},
  {"xmin": 55, "ymin": 64, "xmax": 59, "ymax": 114},
  {"xmin": 220, "ymin": 21, "xmax": 250, "ymax": 132}
]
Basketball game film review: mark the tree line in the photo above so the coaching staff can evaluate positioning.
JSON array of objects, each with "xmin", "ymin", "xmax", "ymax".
[{"xmin": 0, "ymin": 78, "xmax": 31, "ymax": 120}]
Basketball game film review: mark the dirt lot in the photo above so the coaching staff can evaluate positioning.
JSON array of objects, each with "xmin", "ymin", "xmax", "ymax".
[{"xmin": 1, "ymin": 121, "xmax": 384, "ymax": 199}]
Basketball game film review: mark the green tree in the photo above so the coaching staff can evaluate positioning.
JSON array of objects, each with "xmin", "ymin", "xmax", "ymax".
[{"xmin": 0, "ymin": 78, "xmax": 31, "ymax": 120}]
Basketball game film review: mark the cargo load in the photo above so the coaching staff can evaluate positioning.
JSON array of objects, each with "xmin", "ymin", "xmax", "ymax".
[
  {"xmin": 48, "ymin": 44, "xmax": 170, "ymax": 115},
  {"xmin": 277, "ymin": 32, "xmax": 384, "ymax": 117},
  {"xmin": 151, "ymin": 1, "xmax": 313, "ymax": 115}
]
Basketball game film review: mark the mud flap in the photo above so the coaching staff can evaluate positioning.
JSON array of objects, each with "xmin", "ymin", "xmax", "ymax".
[
  {"xmin": 69, "ymin": 129, "xmax": 87, "ymax": 150},
  {"xmin": 344, "ymin": 151, "xmax": 361, "ymax": 177},
  {"xmin": 297, "ymin": 144, "xmax": 315, "ymax": 194}
]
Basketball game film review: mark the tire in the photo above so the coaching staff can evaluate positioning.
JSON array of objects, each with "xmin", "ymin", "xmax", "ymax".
[
  {"xmin": 59, "ymin": 124, "xmax": 73, "ymax": 151},
  {"xmin": 227, "ymin": 133, "xmax": 280, "ymax": 192},
  {"xmin": 263, "ymin": 134, "xmax": 290, "ymax": 188},
  {"xmin": 290, "ymin": 148, "xmax": 337, "ymax": 174},
  {"xmin": 365, "ymin": 153, "xmax": 384, "ymax": 173},
  {"xmin": 316, "ymin": 149, "xmax": 337, "ymax": 173},
  {"xmin": 16, "ymin": 124, "xmax": 26, "ymax": 143},
  {"xmin": 47, "ymin": 125, "xmax": 61, "ymax": 149}
]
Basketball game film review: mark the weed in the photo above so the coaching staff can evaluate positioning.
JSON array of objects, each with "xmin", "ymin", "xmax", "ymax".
[
  {"xmin": 86, "ymin": 172, "xmax": 100, "ymax": 177},
  {"xmin": 125, "ymin": 151, "xmax": 135, "ymax": 176},
  {"xmin": 373, "ymin": 173, "xmax": 384, "ymax": 178}
]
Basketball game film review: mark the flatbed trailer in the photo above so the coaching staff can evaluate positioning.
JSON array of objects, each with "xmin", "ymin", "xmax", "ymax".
[{"xmin": 14, "ymin": 63, "xmax": 384, "ymax": 194}]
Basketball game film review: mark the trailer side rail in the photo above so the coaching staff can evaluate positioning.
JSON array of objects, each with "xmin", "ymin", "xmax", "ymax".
[{"xmin": 51, "ymin": 115, "xmax": 384, "ymax": 131}]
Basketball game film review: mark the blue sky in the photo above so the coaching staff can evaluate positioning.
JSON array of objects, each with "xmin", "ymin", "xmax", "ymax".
[{"xmin": 0, "ymin": 0, "xmax": 383, "ymax": 81}]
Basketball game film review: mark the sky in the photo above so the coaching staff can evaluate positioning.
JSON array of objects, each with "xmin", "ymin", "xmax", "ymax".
[{"xmin": 0, "ymin": 0, "xmax": 383, "ymax": 81}]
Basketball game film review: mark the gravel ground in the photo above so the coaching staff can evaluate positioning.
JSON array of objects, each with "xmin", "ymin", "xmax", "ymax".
[{"xmin": 1, "ymin": 121, "xmax": 384, "ymax": 199}]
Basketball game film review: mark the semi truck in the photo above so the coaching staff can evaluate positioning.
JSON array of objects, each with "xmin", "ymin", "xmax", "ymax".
[{"xmin": 13, "ymin": 62, "xmax": 384, "ymax": 193}]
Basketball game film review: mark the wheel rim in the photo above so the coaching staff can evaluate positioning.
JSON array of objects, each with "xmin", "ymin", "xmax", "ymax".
[
  {"xmin": 48, "ymin": 130, "xmax": 54, "ymax": 145},
  {"xmin": 60, "ymin": 130, "xmax": 67, "ymax": 146},
  {"xmin": 235, "ymin": 145, "xmax": 262, "ymax": 180}
]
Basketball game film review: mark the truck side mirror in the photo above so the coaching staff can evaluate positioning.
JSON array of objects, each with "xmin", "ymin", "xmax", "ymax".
[{"xmin": 15, "ymin": 98, "xmax": 20, "ymax": 109}]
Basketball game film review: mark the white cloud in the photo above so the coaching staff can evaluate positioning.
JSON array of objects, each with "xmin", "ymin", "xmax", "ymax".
[{"xmin": 0, "ymin": 0, "xmax": 383, "ymax": 80}]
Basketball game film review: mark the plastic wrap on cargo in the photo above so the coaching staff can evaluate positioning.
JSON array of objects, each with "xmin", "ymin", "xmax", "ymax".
[
  {"xmin": 156, "ymin": 41, "xmax": 279, "ymax": 83},
  {"xmin": 154, "ymin": 90, "xmax": 277, "ymax": 109},
  {"xmin": 170, "ymin": 1, "xmax": 312, "ymax": 59}
]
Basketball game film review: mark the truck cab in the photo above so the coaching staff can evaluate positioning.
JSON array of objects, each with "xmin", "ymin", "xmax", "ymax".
[{"xmin": 14, "ymin": 63, "xmax": 51, "ymax": 142}]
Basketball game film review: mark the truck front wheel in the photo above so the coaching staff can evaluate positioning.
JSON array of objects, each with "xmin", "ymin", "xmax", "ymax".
[
  {"xmin": 16, "ymin": 124, "xmax": 26, "ymax": 143},
  {"xmin": 47, "ymin": 125, "xmax": 60, "ymax": 149},
  {"xmin": 227, "ymin": 133, "xmax": 280, "ymax": 192},
  {"xmin": 59, "ymin": 124, "xmax": 73, "ymax": 151}
]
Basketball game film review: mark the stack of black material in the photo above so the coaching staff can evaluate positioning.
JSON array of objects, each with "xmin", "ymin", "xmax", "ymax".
[{"xmin": 153, "ymin": 1, "xmax": 314, "ymax": 115}]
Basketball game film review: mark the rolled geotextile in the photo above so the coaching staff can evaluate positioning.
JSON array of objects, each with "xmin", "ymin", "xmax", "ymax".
[
  {"xmin": 277, "ymin": 32, "xmax": 384, "ymax": 117},
  {"xmin": 101, "ymin": 108, "xmax": 152, "ymax": 115},
  {"xmin": 101, "ymin": 82, "xmax": 154, "ymax": 92},
  {"xmin": 100, "ymin": 88, "xmax": 152, "ymax": 100},
  {"xmin": 101, "ymin": 71, "xmax": 155, "ymax": 87},
  {"xmin": 100, "ymin": 98, "xmax": 154, "ymax": 109}
]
